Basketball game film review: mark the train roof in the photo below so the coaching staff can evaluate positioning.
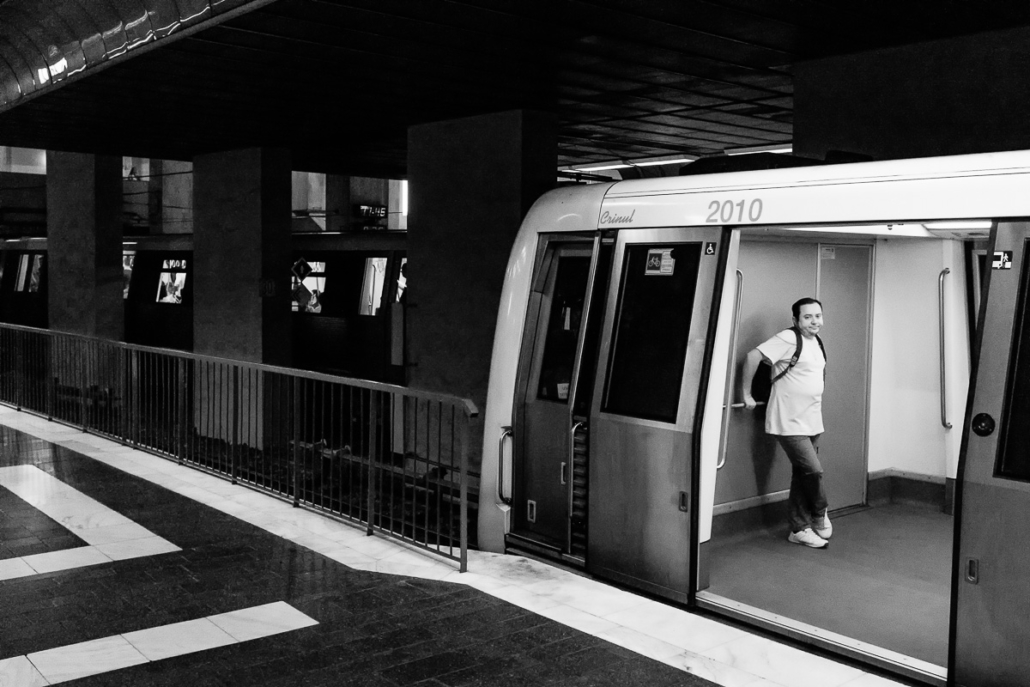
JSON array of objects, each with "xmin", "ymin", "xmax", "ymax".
[
  {"xmin": 526, "ymin": 149, "xmax": 1030, "ymax": 239},
  {"xmin": 604, "ymin": 148, "xmax": 1030, "ymax": 198}
]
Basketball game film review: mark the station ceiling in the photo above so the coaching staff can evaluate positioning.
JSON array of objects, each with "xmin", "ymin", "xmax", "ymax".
[{"xmin": 0, "ymin": 0, "xmax": 1028, "ymax": 178}]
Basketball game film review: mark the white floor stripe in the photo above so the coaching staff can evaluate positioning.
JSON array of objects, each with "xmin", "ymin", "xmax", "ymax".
[
  {"xmin": 0, "ymin": 656, "xmax": 47, "ymax": 687},
  {"xmin": 28, "ymin": 635, "xmax": 149, "ymax": 684},
  {"xmin": 0, "ymin": 465, "xmax": 181, "ymax": 581},
  {"xmin": 0, "ymin": 603, "xmax": 318, "ymax": 685}
]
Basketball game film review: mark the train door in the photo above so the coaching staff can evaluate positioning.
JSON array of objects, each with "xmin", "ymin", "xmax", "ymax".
[
  {"xmin": 510, "ymin": 237, "xmax": 595, "ymax": 558},
  {"xmin": 700, "ymin": 227, "xmax": 971, "ymax": 684},
  {"xmin": 952, "ymin": 221, "xmax": 1030, "ymax": 686},
  {"xmin": 587, "ymin": 227, "xmax": 723, "ymax": 601}
]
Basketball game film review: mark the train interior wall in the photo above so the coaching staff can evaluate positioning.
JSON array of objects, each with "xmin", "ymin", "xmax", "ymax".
[{"xmin": 701, "ymin": 232, "xmax": 970, "ymax": 678}]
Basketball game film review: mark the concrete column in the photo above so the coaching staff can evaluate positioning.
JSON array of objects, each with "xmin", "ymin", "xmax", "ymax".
[
  {"xmin": 407, "ymin": 109, "xmax": 556, "ymax": 449},
  {"xmin": 324, "ymin": 174, "xmax": 349, "ymax": 232},
  {"xmin": 193, "ymin": 148, "xmax": 291, "ymax": 365},
  {"xmin": 794, "ymin": 25, "xmax": 1030, "ymax": 161},
  {"xmin": 159, "ymin": 159, "xmax": 193, "ymax": 234},
  {"xmin": 46, "ymin": 151, "xmax": 123, "ymax": 339}
]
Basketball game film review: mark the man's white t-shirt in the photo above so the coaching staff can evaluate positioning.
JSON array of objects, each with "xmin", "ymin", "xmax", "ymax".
[{"xmin": 756, "ymin": 329, "xmax": 825, "ymax": 436}]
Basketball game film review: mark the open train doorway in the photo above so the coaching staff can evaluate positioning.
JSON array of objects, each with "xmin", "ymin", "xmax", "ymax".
[{"xmin": 697, "ymin": 226, "xmax": 974, "ymax": 685}]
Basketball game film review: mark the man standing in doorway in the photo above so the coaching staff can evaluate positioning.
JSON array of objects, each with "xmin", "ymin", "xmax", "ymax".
[{"xmin": 742, "ymin": 298, "xmax": 831, "ymax": 549}]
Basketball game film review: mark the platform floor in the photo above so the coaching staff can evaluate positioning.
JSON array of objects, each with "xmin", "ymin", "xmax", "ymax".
[{"xmin": 0, "ymin": 406, "xmax": 904, "ymax": 687}]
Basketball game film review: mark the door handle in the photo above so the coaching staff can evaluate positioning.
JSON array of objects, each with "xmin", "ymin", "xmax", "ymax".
[
  {"xmin": 560, "ymin": 462, "xmax": 568, "ymax": 486},
  {"xmin": 939, "ymin": 268, "xmax": 952, "ymax": 429},
  {"xmin": 498, "ymin": 426, "xmax": 512, "ymax": 505},
  {"xmin": 679, "ymin": 491, "xmax": 690, "ymax": 512}
]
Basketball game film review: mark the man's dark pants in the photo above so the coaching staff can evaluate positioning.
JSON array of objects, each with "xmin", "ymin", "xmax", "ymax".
[{"xmin": 776, "ymin": 434, "xmax": 827, "ymax": 533}]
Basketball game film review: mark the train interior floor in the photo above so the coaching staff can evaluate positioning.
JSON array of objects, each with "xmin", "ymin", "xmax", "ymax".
[
  {"xmin": 0, "ymin": 408, "xmax": 906, "ymax": 687},
  {"xmin": 706, "ymin": 503, "xmax": 952, "ymax": 669}
]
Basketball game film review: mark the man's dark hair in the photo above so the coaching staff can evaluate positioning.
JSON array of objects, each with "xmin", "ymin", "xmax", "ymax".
[{"xmin": 792, "ymin": 297, "xmax": 822, "ymax": 320}]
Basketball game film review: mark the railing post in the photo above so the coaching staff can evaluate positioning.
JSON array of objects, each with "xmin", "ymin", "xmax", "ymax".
[
  {"xmin": 78, "ymin": 338, "xmax": 87, "ymax": 430},
  {"xmin": 177, "ymin": 357, "xmax": 186, "ymax": 464},
  {"xmin": 47, "ymin": 351, "xmax": 55, "ymax": 422},
  {"xmin": 14, "ymin": 330, "xmax": 22, "ymax": 410},
  {"xmin": 459, "ymin": 406, "xmax": 469, "ymax": 573},
  {"xmin": 131, "ymin": 349, "xmax": 140, "ymax": 446},
  {"xmin": 366, "ymin": 390, "xmax": 378, "ymax": 536},
  {"xmin": 292, "ymin": 376, "xmax": 300, "ymax": 507},
  {"xmin": 231, "ymin": 365, "xmax": 239, "ymax": 484}
]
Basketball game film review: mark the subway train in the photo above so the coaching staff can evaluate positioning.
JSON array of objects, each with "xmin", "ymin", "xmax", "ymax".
[
  {"xmin": 0, "ymin": 232, "xmax": 407, "ymax": 383},
  {"xmin": 481, "ymin": 149, "xmax": 1030, "ymax": 686}
]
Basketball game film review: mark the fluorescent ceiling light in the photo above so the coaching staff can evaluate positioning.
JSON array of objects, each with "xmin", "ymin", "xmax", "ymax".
[
  {"xmin": 923, "ymin": 220, "xmax": 993, "ymax": 230},
  {"xmin": 726, "ymin": 144, "xmax": 793, "ymax": 156},
  {"xmin": 565, "ymin": 155, "xmax": 696, "ymax": 172},
  {"xmin": 574, "ymin": 163, "xmax": 632, "ymax": 172},
  {"xmin": 632, "ymin": 157, "xmax": 695, "ymax": 167}
]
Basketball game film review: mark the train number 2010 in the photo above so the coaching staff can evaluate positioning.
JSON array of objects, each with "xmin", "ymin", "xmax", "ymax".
[{"xmin": 706, "ymin": 198, "xmax": 763, "ymax": 224}]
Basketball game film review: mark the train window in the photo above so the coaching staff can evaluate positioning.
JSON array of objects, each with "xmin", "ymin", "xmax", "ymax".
[
  {"xmin": 29, "ymin": 256, "xmax": 42, "ymax": 292},
  {"xmin": 537, "ymin": 255, "xmax": 591, "ymax": 403},
  {"xmin": 13, "ymin": 255, "xmax": 27, "ymax": 291},
  {"xmin": 395, "ymin": 257, "xmax": 408, "ymax": 303},
  {"xmin": 602, "ymin": 243, "xmax": 701, "ymax": 423},
  {"xmin": 123, "ymin": 252, "xmax": 135, "ymax": 299},
  {"xmin": 15, "ymin": 254, "xmax": 43, "ymax": 293},
  {"xmin": 291, "ymin": 259, "xmax": 326, "ymax": 313},
  {"xmin": 997, "ymin": 239, "xmax": 1030, "ymax": 481},
  {"xmin": 359, "ymin": 257, "xmax": 388, "ymax": 316},
  {"xmin": 155, "ymin": 259, "xmax": 187, "ymax": 304}
]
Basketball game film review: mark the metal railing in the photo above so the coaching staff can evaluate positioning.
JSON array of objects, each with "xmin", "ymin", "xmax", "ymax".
[{"xmin": 0, "ymin": 323, "xmax": 479, "ymax": 570}]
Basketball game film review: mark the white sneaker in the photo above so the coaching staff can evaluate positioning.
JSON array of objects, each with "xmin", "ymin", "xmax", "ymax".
[
  {"xmin": 788, "ymin": 527, "xmax": 828, "ymax": 548},
  {"xmin": 814, "ymin": 512, "xmax": 832, "ymax": 540}
]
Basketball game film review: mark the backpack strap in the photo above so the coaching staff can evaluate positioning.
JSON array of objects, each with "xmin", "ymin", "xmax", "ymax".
[{"xmin": 769, "ymin": 327, "xmax": 803, "ymax": 384}]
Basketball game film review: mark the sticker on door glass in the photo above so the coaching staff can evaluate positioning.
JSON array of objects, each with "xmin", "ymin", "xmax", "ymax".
[
  {"xmin": 993, "ymin": 251, "xmax": 1013, "ymax": 270},
  {"xmin": 820, "ymin": 246, "xmax": 836, "ymax": 260},
  {"xmin": 645, "ymin": 249, "xmax": 675, "ymax": 276}
]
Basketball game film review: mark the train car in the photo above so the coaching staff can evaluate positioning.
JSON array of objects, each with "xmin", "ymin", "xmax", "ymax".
[
  {"xmin": 123, "ymin": 235, "xmax": 194, "ymax": 350},
  {"xmin": 0, "ymin": 237, "xmax": 48, "ymax": 328},
  {"xmin": 482, "ymin": 149, "xmax": 1030, "ymax": 686},
  {"xmin": 0, "ymin": 232, "xmax": 407, "ymax": 383},
  {"xmin": 291, "ymin": 231, "xmax": 406, "ymax": 384}
]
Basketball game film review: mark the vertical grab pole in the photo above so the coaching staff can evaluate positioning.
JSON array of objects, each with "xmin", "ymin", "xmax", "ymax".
[
  {"xmin": 717, "ymin": 270, "xmax": 744, "ymax": 469},
  {"xmin": 939, "ymin": 268, "xmax": 953, "ymax": 429}
]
